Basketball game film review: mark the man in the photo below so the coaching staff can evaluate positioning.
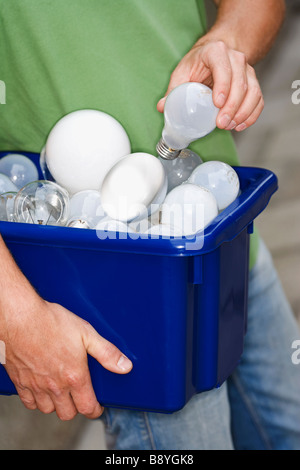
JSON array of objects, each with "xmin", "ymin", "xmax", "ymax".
[{"xmin": 1, "ymin": 0, "xmax": 299, "ymax": 450}]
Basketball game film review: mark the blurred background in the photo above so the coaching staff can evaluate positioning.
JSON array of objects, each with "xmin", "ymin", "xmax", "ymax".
[{"xmin": 0, "ymin": 0, "xmax": 299, "ymax": 450}]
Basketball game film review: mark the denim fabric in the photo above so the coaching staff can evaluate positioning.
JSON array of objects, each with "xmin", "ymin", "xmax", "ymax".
[
  {"xmin": 228, "ymin": 240, "xmax": 300, "ymax": 450},
  {"xmin": 101, "ymin": 240, "xmax": 300, "ymax": 450}
]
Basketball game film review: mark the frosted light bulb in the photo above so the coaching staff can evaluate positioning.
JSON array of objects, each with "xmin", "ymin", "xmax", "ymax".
[
  {"xmin": 161, "ymin": 183, "xmax": 218, "ymax": 236},
  {"xmin": 14, "ymin": 181, "xmax": 69, "ymax": 226},
  {"xmin": 144, "ymin": 224, "xmax": 182, "ymax": 238},
  {"xmin": 44, "ymin": 109, "xmax": 131, "ymax": 194},
  {"xmin": 95, "ymin": 218, "xmax": 135, "ymax": 234},
  {"xmin": 0, "ymin": 173, "xmax": 18, "ymax": 194},
  {"xmin": 101, "ymin": 152, "xmax": 167, "ymax": 222},
  {"xmin": 188, "ymin": 161, "xmax": 240, "ymax": 211},
  {"xmin": 129, "ymin": 218, "xmax": 153, "ymax": 233},
  {"xmin": 0, "ymin": 192, "xmax": 17, "ymax": 222},
  {"xmin": 159, "ymin": 149, "xmax": 203, "ymax": 192},
  {"xmin": 68, "ymin": 190, "xmax": 105, "ymax": 229},
  {"xmin": 0, "ymin": 154, "xmax": 39, "ymax": 189},
  {"xmin": 156, "ymin": 82, "xmax": 218, "ymax": 160}
]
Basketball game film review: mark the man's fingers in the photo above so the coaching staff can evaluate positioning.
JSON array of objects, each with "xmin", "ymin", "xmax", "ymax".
[
  {"xmin": 16, "ymin": 385, "xmax": 37, "ymax": 410},
  {"xmin": 235, "ymin": 97, "xmax": 264, "ymax": 132},
  {"xmin": 82, "ymin": 322, "xmax": 133, "ymax": 375},
  {"xmin": 32, "ymin": 390, "xmax": 56, "ymax": 415},
  {"xmin": 204, "ymin": 41, "xmax": 233, "ymax": 109},
  {"xmin": 48, "ymin": 386, "xmax": 78, "ymax": 421},
  {"xmin": 231, "ymin": 65, "xmax": 263, "ymax": 129},
  {"xmin": 70, "ymin": 375, "xmax": 104, "ymax": 420},
  {"xmin": 217, "ymin": 50, "xmax": 248, "ymax": 130},
  {"xmin": 157, "ymin": 41, "xmax": 233, "ymax": 114}
]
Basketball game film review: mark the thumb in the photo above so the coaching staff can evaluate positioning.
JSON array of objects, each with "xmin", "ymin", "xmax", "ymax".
[{"xmin": 83, "ymin": 325, "xmax": 133, "ymax": 375}]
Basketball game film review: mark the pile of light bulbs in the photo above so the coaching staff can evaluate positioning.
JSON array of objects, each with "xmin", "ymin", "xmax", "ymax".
[{"xmin": 0, "ymin": 83, "xmax": 241, "ymax": 237}]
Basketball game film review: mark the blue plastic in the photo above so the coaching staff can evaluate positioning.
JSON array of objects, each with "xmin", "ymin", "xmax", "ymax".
[{"xmin": 0, "ymin": 151, "xmax": 278, "ymax": 413}]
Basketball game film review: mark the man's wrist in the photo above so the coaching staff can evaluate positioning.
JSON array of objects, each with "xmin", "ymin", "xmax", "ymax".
[
  {"xmin": 194, "ymin": 28, "xmax": 239, "ymax": 54},
  {"xmin": 193, "ymin": 29, "xmax": 249, "ymax": 61}
]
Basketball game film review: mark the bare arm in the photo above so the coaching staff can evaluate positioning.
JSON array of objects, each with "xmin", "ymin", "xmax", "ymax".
[
  {"xmin": 211, "ymin": 0, "xmax": 286, "ymax": 64},
  {"xmin": 158, "ymin": 0, "xmax": 286, "ymax": 133},
  {"xmin": 0, "ymin": 234, "xmax": 132, "ymax": 420}
]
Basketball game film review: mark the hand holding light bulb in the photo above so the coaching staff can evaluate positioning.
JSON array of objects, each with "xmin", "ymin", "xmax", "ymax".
[{"xmin": 157, "ymin": 40, "xmax": 264, "ymax": 134}]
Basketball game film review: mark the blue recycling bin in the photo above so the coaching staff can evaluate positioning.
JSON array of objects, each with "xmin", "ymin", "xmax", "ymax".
[{"xmin": 0, "ymin": 151, "xmax": 278, "ymax": 413}]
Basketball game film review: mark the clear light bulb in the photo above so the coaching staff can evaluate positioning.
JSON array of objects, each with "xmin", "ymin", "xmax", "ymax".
[
  {"xmin": 161, "ymin": 183, "xmax": 218, "ymax": 236},
  {"xmin": 0, "ymin": 154, "xmax": 39, "ymax": 189},
  {"xmin": 188, "ymin": 161, "xmax": 240, "ymax": 211},
  {"xmin": 44, "ymin": 109, "xmax": 131, "ymax": 194},
  {"xmin": 156, "ymin": 82, "xmax": 219, "ymax": 160},
  {"xmin": 68, "ymin": 190, "xmax": 105, "ymax": 229},
  {"xmin": 0, "ymin": 173, "xmax": 18, "ymax": 194},
  {"xmin": 67, "ymin": 218, "xmax": 92, "ymax": 229},
  {"xmin": 159, "ymin": 149, "xmax": 203, "ymax": 192},
  {"xmin": 14, "ymin": 181, "xmax": 70, "ymax": 226},
  {"xmin": 0, "ymin": 192, "xmax": 17, "ymax": 222},
  {"xmin": 101, "ymin": 153, "xmax": 167, "ymax": 222}
]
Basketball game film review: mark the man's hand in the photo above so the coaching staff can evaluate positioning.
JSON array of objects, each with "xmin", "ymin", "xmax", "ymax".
[
  {"xmin": 2, "ymin": 298, "xmax": 132, "ymax": 421},
  {"xmin": 157, "ymin": 0, "xmax": 285, "ymax": 133},
  {"xmin": 0, "ymin": 235, "xmax": 132, "ymax": 421},
  {"xmin": 157, "ymin": 40, "xmax": 264, "ymax": 133}
]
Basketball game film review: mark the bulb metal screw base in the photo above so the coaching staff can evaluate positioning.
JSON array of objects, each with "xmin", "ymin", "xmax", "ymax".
[
  {"xmin": 156, "ymin": 139, "xmax": 181, "ymax": 160},
  {"xmin": 67, "ymin": 219, "xmax": 91, "ymax": 229}
]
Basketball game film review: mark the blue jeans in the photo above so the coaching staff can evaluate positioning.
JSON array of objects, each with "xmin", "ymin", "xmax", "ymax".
[{"xmin": 101, "ymin": 240, "xmax": 300, "ymax": 450}]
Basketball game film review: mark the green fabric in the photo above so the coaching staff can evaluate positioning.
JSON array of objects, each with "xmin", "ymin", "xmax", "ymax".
[{"xmin": 0, "ymin": 0, "xmax": 258, "ymax": 268}]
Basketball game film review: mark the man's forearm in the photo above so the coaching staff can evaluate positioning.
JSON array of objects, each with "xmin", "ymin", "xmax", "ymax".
[
  {"xmin": 0, "ymin": 235, "xmax": 41, "ymax": 318},
  {"xmin": 202, "ymin": 0, "xmax": 286, "ymax": 65}
]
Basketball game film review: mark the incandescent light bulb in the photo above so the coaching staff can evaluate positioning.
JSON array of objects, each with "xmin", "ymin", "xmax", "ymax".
[
  {"xmin": 101, "ymin": 153, "xmax": 167, "ymax": 223},
  {"xmin": 44, "ymin": 110, "xmax": 131, "ymax": 194},
  {"xmin": 156, "ymin": 82, "xmax": 218, "ymax": 160},
  {"xmin": 0, "ymin": 173, "xmax": 18, "ymax": 194},
  {"xmin": 188, "ymin": 161, "xmax": 240, "ymax": 211},
  {"xmin": 159, "ymin": 149, "xmax": 203, "ymax": 192},
  {"xmin": 0, "ymin": 154, "xmax": 39, "ymax": 189},
  {"xmin": 0, "ymin": 192, "xmax": 17, "ymax": 222},
  {"xmin": 14, "ymin": 181, "xmax": 70, "ymax": 226},
  {"xmin": 161, "ymin": 183, "xmax": 218, "ymax": 236}
]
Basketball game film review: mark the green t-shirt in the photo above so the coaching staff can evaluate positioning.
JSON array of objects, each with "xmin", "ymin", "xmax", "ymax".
[{"xmin": 0, "ymin": 0, "xmax": 258, "ymax": 267}]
